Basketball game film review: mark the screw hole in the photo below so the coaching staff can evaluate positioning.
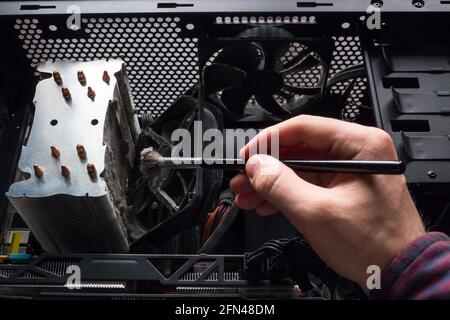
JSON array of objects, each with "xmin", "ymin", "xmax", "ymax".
[
  {"xmin": 413, "ymin": 0, "xmax": 425, "ymax": 8},
  {"xmin": 371, "ymin": 0, "xmax": 384, "ymax": 8},
  {"xmin": 50, "ymin": 119, "xmax": 58, "ymax": 126},
  {"xmin": 91, "ymin": 119, "xmax": 99, "ymax": 126}
]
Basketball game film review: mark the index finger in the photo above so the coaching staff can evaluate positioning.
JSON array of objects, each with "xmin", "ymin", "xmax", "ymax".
[{"xmin": 240, "ymin": 115, "xmax": 376, "ymax": 160}]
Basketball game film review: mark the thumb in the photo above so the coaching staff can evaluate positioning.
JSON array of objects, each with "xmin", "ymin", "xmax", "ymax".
[{"xmin": 245, "ymin": 154, "xmax": 326, "ymax": 220}]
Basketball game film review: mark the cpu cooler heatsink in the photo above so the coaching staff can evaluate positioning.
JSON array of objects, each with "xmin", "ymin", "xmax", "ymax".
[{"xmin": 6, "ymin": 60, "xmax": 139, "ymax": 253}]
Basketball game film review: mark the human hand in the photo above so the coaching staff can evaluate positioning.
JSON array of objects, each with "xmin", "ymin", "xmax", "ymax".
[{"xmin": 230, "ymin": 115, "xmax": 425, "ymax": 292}]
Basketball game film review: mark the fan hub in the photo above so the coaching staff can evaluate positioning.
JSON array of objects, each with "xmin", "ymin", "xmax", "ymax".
[{"xmin": 245, "ymin": 70, "xmax": 284, "ymax": 95}]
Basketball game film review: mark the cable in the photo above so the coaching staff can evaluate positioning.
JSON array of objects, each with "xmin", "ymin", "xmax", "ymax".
[
  {"xmin": 199, "ymin": 202, "xmax": 239, "ymax": 254},
  {"xmin": 201, "ymin": 204, "xmax": 223, "ymax": 244},
  {"xmin": 296, "ymin": 63, "xmax": 366, "ymax": 95},
  {"xmin": 319, "ymin": 55, "xmax": 330, "ymax": 100},
  {"xmin": 245, "ymin": 237, "xmax": 335, "ymax": 290},
  {"xmin": 326, "ymin": 64, "xmax": 366, "ymax": 88}
]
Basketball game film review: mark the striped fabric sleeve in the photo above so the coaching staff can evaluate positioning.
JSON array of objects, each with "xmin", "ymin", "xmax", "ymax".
[{"xmin": 370, "ymin": 232, "xmax": 450, "ymax": 300}]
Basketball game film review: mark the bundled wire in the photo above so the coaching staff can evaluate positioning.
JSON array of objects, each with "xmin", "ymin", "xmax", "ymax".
[
  {"xmin": 199, "ymin": 196, "xmax": 238, "ymax": 254},
  {"xmin": 202, "ymin": 203, "xmax": 230, "ymax": 244},
  {"xmin": 246, "ymin": 237, "xmax": 334, "ymax": 288},
  {"xmin": 245, "ymin": 239, "xmax": 291, "ymax": 265}
]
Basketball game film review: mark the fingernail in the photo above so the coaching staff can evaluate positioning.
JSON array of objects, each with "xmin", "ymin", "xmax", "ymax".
[
  {"xmin": 245, "ymin": 154, "xmax": 263, "ymax": 178},
  {"xmin": 246, "ymin": 154, "xmax": 279, "ymax": 178},
  {"xmin": 239, "ymin": 147, "xmax": 246, "ymax": 160}
]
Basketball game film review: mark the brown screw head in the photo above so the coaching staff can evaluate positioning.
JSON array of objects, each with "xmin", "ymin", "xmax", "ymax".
[
  {"xmin": 33, "ymin": 164, "xmax": 44, "ymax": 178},
  {"xmin": 102, "ymin": 71, "xmax": 110, "ymax": 83},
  {"xmin": 86, "ymin": 163, "xmax": 97, "ymax": 178},
  {"xmin": 62, "ymin": 86, "xmax": 71, "ymax": 100},
  {"xmin": 50, "ymin": 146, "xmax": 61, "ymax": 158},
  {"xmin": 76, "ymin": 144, "xmax": 87, "ymax": 158},
  {"xmin": 77, "ymin": 70, "xmax": 86, "ymax": 85},
  {"xmin": 53, "ymin": 71, "xmax": 62, "ymax": 85},
  {"xmin": 61, "ymin": 165, "xmax": 71, "ymax": 178},
  {"xmin": 87, "ymin": 86, "xmax": 96, "ymax": 100}
]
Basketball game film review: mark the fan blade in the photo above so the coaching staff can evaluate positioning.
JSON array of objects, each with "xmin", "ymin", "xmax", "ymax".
[
  {"xmin": 255, "ymin": 94, "xmax": 291, "ymax": 116},
  {"xmin": 203, "ymin": 63, "xmax": 246, "ymax": 95},
  {"xmin": 214, "ymin": 43, "xmax": 260, "ymax": 73},
  {"xmin": 260, "ymin": 41, "xmax": 291, "ymax": 71},
  {"xmin": 282, "ymin": 84, "xmax": 321, "ymax": 96},
  {"xmin": 221, "ymin": 86, "xmax": 253, "ymax": 116},
  {"xmin": 281, "ymin": 47, "xmax": 313, "ymax": 71},
  {"xmin": 281, "ymin": 53, "xmax": 320, "ymax": 75},
  {"xmin": 326, "ymin": 64, "xmax": 365, "ymax": 87}
]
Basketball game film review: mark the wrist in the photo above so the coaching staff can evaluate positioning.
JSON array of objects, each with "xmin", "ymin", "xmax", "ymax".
[
  {"xmin": 369, "ymin": 232, "xmax": 450, "ymax": 299},
  {"xmin": 357, "ymin": 227, "xmax": 426, "ymax": 293}
]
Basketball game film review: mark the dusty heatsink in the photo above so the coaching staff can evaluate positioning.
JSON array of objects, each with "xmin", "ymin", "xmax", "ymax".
[{"xmin": 6, "ymin": 59, "xmax": 139, "ymax": 253}]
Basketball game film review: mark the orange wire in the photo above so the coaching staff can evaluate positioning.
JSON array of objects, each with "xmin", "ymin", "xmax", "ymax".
[
  {"xmin": 219, "ymin": 206, "xmax": 230, "ymax": 224},
  {"xmin": 202, "ymin": 204, "xmax": 222, "ymax": 243}
]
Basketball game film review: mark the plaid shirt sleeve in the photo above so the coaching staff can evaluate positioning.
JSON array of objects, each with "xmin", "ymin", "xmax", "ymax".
[{"xmin": 370, "ymin": 232, "xmax": 450, "ymax": 300}]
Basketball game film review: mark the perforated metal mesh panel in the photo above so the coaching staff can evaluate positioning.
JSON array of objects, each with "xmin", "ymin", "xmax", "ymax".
[
  {"xmin": 14, "ymin": 17, "xmax": 367, "ymax": 121},
  {"xmin": 14, "ymin": 16, "xmax": 199, "ymax": 118},
  {"xmin": 280, "ymin": 37, "xmax": 366, "ymax": 121},
  {"xmin": 330, "ymin": 36, "xmax": 367, "ymax": 121}
]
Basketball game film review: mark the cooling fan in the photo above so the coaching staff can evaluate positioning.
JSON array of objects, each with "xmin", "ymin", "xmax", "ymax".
[
  {"xmin": 127, "ymin": 95, "xmax": 224, "ymax": 252},
  {"xmin": 203, "ymin": 39, "xmax": 334, "ymax": 120}
]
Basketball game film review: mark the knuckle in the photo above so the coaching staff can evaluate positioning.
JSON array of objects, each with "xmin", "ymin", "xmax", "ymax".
[
  {"xmin": 371, "ymin": 129, "xmax": 393, "ymax": 147},
  {"xmin": 296, "ymin": 114, "xmax": 313, "ymax": 123},
  {"xmin": 376, "ymin": 129, "xmax": 394, "ymax": 148},
  {"xmin": 364, "ymin": 129, "xmax": 396, "ymax": 158}
]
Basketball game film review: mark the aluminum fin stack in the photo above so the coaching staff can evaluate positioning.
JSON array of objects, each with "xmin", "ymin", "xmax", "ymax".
[{"xmin": 6, "ymin": 60, "xmax": 139, "ymax": 253}]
